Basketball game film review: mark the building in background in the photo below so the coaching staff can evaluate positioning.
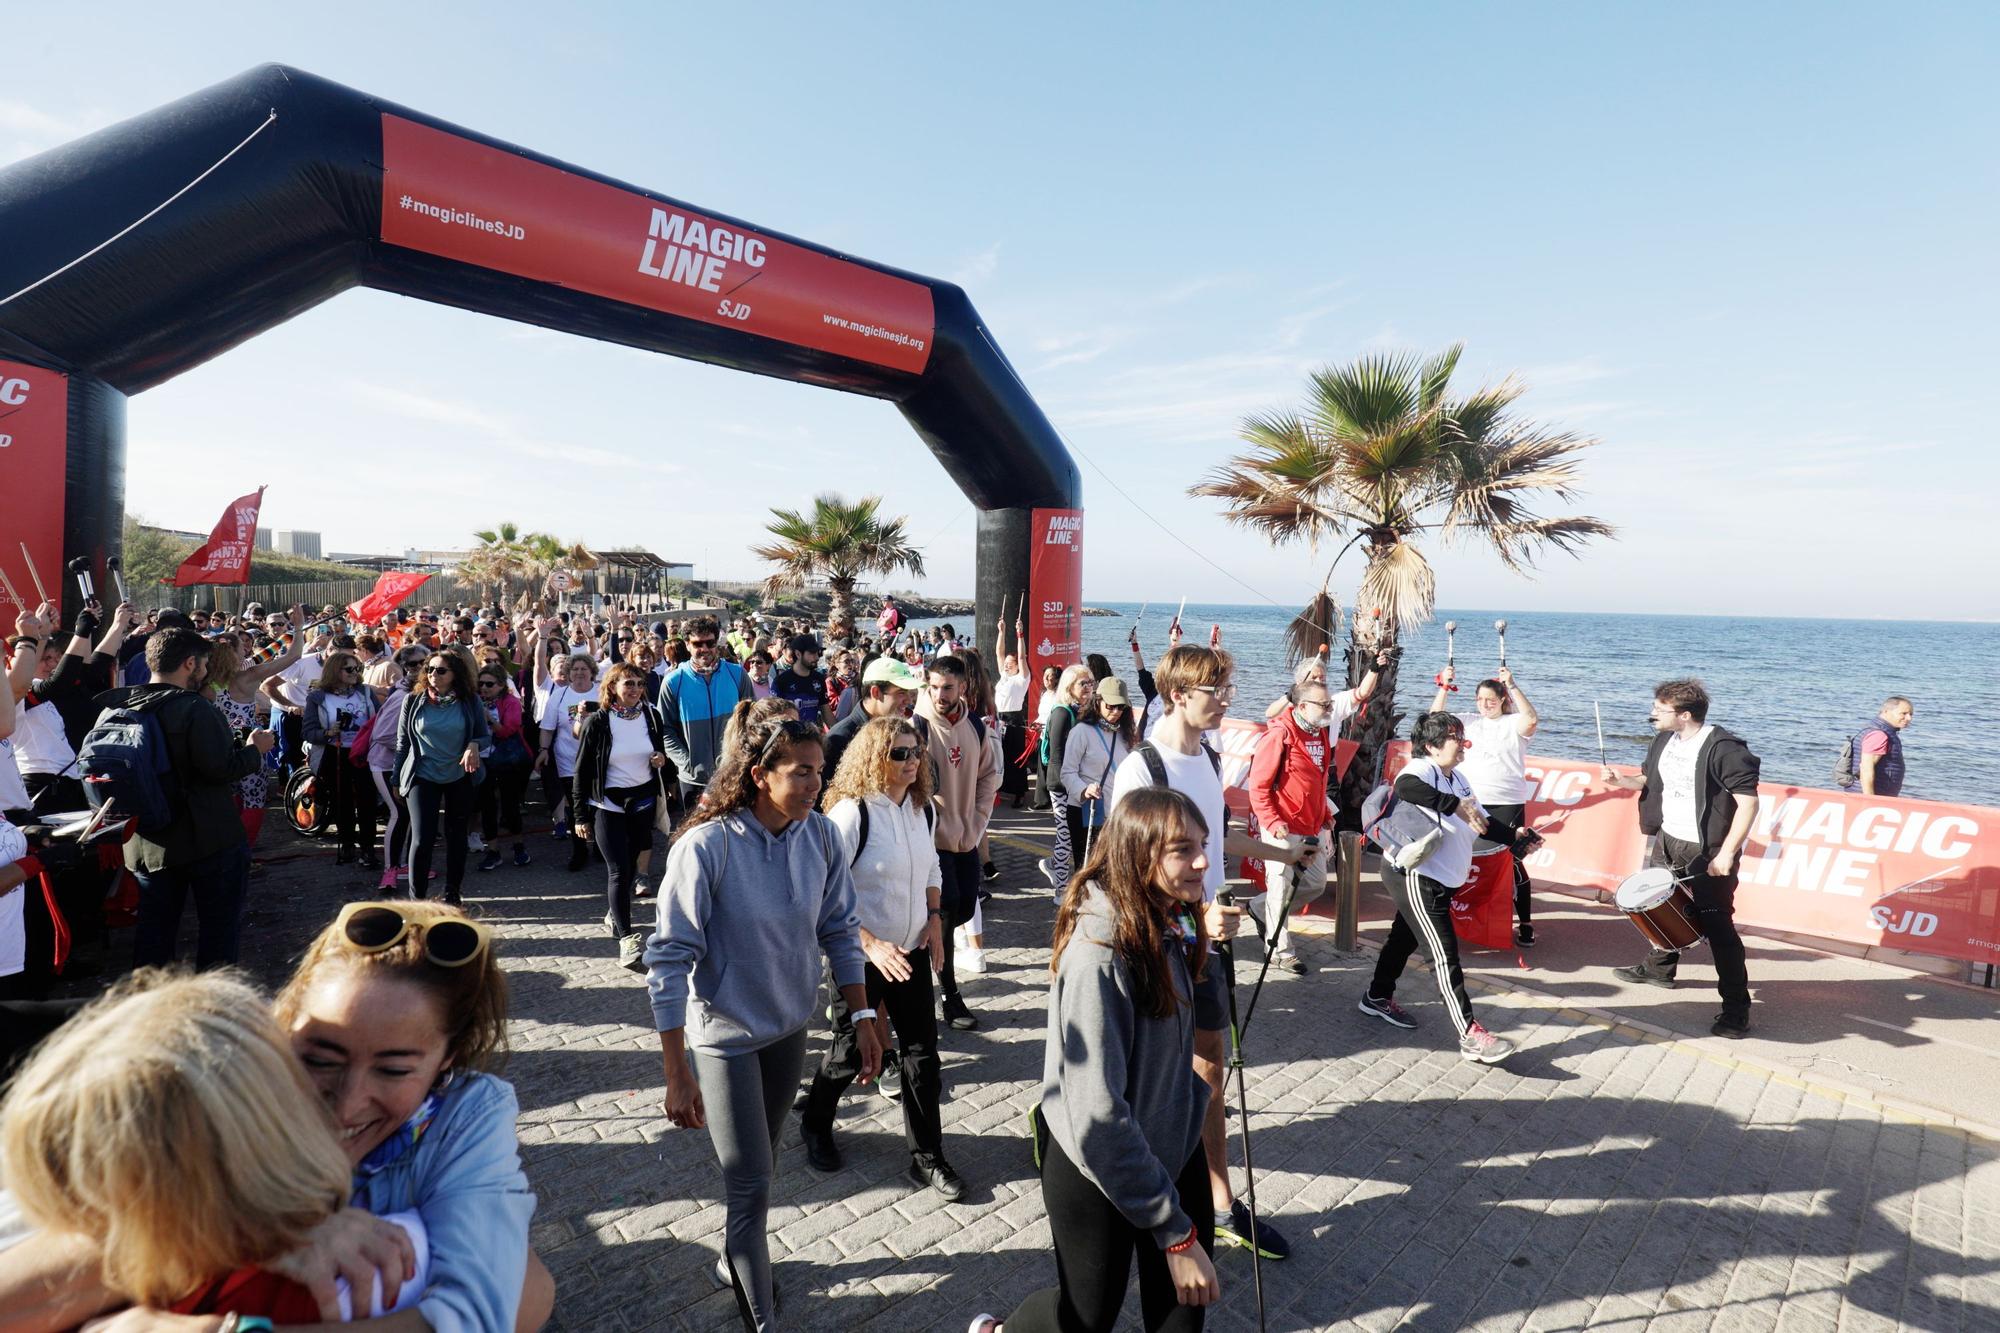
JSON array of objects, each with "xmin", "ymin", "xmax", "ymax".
[{"xmin": 271, "ymin": 530, "xmax": 322, "ymax": 559}]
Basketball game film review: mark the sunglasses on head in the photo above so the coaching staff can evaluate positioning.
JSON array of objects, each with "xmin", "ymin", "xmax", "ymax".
[{"xmin": 335, "ymin": 901, "xmax": 491, "ymax": 967}]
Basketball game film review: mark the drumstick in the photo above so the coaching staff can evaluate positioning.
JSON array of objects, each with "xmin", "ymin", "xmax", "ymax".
[
  {"xmin": 19, "ymin": 544, "xmax": 51, "ymax": 606},
  {"xmin": 0, "ymin": 563, "xmax": 22, "ymax": 611},
  {"xmin": 1594, "ymin": 700, "xmax": 1607, "ymax": 767},
  {"xmin": 1495, "ymin": 618, "xmax": 1509, "ymax": 668}
]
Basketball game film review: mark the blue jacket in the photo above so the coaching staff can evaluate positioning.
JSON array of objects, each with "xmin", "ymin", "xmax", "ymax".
[
  {"xmin": 658, "ymin": 661, "xmax": 752, "ymax": 795},
  {"xmin": 348, "ymin": 1073, "xmax": 536, "ymax": 1333}
]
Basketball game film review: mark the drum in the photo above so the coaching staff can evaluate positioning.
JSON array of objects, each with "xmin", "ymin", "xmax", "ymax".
[{"xmin": 1614, "ymin": 867, "xmax": 1703, "ymax": 952}]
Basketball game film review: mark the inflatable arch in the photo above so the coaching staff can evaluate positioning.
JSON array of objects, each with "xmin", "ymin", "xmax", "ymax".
[{"xmin": 0, "ymin": 64, "xmax": 1081, "ymax": 664}]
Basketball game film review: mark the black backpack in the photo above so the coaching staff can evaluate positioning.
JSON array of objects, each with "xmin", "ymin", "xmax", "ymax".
[
  {"xmin": 1135, "ymin": 739, "xmax": 1222, "ymax": 788},
  {"xmin": 77, "ymin": 692, "xmax": 181, "ymax": 834},
  {"xmin": 849, "ymin": 799, "xmax": 937, "ymax": 865}
]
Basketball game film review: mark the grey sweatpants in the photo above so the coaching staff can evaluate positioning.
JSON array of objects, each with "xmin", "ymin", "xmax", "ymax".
[{"xmin": 691, "ymin": 1027, "xmax": 809, "ymax": 1330}]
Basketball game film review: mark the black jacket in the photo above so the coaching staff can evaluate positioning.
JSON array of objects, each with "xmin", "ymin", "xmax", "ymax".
[
  {"xmin": 1637, "ymin": 725, "xmax": 1761, "ymax": 856},
  {"xmin": 93, "ymin": 683, "xmax": 261, "ymax": 872},
  {"xmin": 572, "ymin": 704, "xmax": 668, "ymax": 813},
  {"xmin": 37, "ymin": 651, "xmax": 118, "ymax": 751}
]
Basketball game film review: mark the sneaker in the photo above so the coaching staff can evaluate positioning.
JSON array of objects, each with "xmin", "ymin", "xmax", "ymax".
[
  {"xmin": 477, "ymin": 850, "xmax": 503, "ymax": 873},
  {"xmin": 1037, "ymin": 857, "xmax": 1055, "ymax": 888},
  {"xmin": 442, "ymin": 889, "xmax": 463, "ymax": 908},
  {"xmin": 1357, "ymin": 993, "xmax": 1418, "ymax": 1029},
  {"xmin": 982, "ymin": 861, "xmax": 1000, "ymax": 882},
  {"xmin": 907, "ymin": 1155, "xmax": 967, "ymax": 1202},
  {"xmin": 800, "ymin": 1121, "xmax": 842, "ymax": 1173},
  {"xmin": 958, "ymin": 941, "xmax": 986, "ymax": 975},
  {"xmin": 467, "ymin": 832, "xmax": 485, "ymax": 852},
  {"xmin": 1459, "ymin": 1022, "xmax": 1515, "ymax": 1065},
  {"xmin": 1272, "ymin": 949, "xmax": 1306, "ymax": 976},
  {"xmin": 941, "ymin": 995, "xmax": 979, "ymax": 1031},
  {"xmin": 618, "ymin": 932, "xmax": 646, "ymax": 973},
  {"xmin": 378, "ymin": 867, "xmax": 404, "ymax": 893},
  {"xmin": 1711, "ymin": 1011, "xmax": 1750, "ymax": 1039},
  {"xmin": 967, "ymin": 1316, "xmax": 1000, "ymax": 1333},
  {"xmin": 357, "ymin": 852, "xmax": 381, "ymax": 872},
  {"xmin": 1612, "ymin": 963, "xmax": 1677, "ymax": 989},
  {"xmin": 877, "ymin": 1052, "xmax": 904, "ymax": 1103},
  {"xmin": 1215, "ymin": 1199, "xmax": 1291, "ymax": 1260},
  {"xmin": 1515, "ymin": 923, "xmax": 1536, "ymax": 948},
  {"xmin": 512, "ymin": 844, "xmax": 531, "ymax": 867}
]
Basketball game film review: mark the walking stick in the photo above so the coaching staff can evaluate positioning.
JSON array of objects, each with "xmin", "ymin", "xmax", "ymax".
[
  {"xmin": 1594, "ymin": 700, "xmax": 1608, "ymax": 769},
  {"xmin": 1495, "ymin": 618, "xmax": 1509, "ymax": 668},
  {"xmin": 1217, "ymin": 833, "xmax": 1317, "ymax": 1333}
]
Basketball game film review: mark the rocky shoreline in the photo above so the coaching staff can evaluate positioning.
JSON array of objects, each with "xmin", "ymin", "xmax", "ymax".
[{"xmin": 754, "ymin": 589, "xmax": 1119, "ymax": 621}]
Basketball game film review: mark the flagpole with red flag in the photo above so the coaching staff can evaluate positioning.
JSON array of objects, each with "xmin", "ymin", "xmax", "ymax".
[{"xmin": 163, "ymin": 487, "xmax": 265, "ymax": 587}]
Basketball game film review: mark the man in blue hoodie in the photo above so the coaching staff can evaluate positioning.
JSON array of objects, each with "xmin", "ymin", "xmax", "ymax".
[{"xmin": 659, "ymin": 615, "xmax": 753, "ymax": 804}]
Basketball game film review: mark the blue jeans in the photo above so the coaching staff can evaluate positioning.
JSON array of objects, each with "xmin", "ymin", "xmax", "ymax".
[{"xmin": 131, "ymin": 840, "xmax": 252, "ymax": 970}]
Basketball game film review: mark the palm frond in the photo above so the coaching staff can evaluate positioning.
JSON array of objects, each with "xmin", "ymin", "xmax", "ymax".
[
  {"xmin": 1285, "ymin": 588, "xmax": 1341, "ymax": 669},
  {"xmin": 1356, "ymin": 539, "xmax": 1436, "ymax": 634}
]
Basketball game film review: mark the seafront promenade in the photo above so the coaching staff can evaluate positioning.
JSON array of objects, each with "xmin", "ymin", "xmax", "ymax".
[{"xmin": 193, "ymin": 805, "xmax": 1998, "ymax": 1332}]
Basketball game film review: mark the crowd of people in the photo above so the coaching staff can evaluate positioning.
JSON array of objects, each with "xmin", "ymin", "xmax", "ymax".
[{"xmin": 0, "ymin": 580, "xmax": 1904, "ymax": 1332}]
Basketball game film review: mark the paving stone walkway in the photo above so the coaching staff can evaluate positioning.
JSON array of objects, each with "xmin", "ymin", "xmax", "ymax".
[{"xmin": 127, "ymin": 804, "xmax": 2000, "ymax": 1332}]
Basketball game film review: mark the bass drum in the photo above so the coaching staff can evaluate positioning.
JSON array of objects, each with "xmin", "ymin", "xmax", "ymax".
[{"xmin": 1614, "ymin": 867, "xmax": 1702, "ymax": 952}]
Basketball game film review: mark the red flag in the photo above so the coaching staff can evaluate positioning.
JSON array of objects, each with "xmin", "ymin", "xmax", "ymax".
[
  {"xmin": 162, "ymin": 488, "xmax": 264, "ymax": 587},
  {"xmin": 1450, "ymin": 849, "xmax": 1518, "ymax": 951},
  {"xmin": 346, "ymin": 571, "xmax": 432, "ymax": 626}
]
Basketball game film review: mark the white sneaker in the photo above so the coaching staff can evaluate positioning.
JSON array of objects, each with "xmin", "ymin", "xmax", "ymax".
[
  {"xmin": 1037, "ymin": 857, "xmax": 1055, "ymax": 888},
  {"xmin": 959, "ymin": 944, "xmax": 986, "ymax": 975},
  {"xmin": 467, "ymin": 832, "xmax": 486, "ymax": 852}
]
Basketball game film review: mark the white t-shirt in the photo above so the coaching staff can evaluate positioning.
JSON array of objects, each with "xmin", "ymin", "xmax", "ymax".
[
  {"xmin": 1658, "ymin": 725, "xmax": 1713, "ymax": 843},
  {"xmin": 542, "ymin": 684, "xmax": 595, "ymax": 778},
  {"xmin": 275, "ymin": 653, "xmax": 324, "ymax": 709},
  {"xmin": 0, "ymin": 739, "xmax": 31, "ymax": 812},
  {"xmin": 1113, "ymin": 740, "xmax": 1226, "ymax": 902},
  {"xmin": 8, "ymin": 698, "xmax": 73, "ymax": 776},
  {"xmin": 994, "ymin": 671, "xmax": 1029, "ymax": 714},
  {"xmin": 1400, "ymin": 758, "xmax": 1479, "ymax": 889},
  {"xmin": 0, "ymin": 815, "xmax": 27, "ymax": 979},
  {"xmin": 1456, "ymin": 713, "xmax": 1532, "ymax": 805},
  {"xmin": 596, "ymin": 711, "xmax": 656, "ymax": 807}
]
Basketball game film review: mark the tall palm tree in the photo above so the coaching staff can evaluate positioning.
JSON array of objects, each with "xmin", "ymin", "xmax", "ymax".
[
  {"xmin": 466, "ymin": 522, "xmax": 563, "ymax": 604},
  {"xmin": 1191, "ymin": 344, "xmax": 1614, "ymax": 813},
  {"xmin": 752, "ymin": 493, "xmax": 926, "ymax": 642}
]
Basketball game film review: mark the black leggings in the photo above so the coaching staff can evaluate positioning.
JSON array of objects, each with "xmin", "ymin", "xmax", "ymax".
[
  {"xmin": 408, "ymin": 775, "xmax": 475, "ymax": 897},
  {"xmin": 315, "ymin": 747, "xmax": 376, "ymax": 854},
  {"xmin": 593, "ymin": 797, "xmax": 655, "ymax": 937},
  {"xmin": 934, "ymin": 849, "xmax": 980, "ymax": 1001},
  {"xmin": 804, "ymin": 950, "xmax": 943, "ymax": 1156},
  {"xmin": 1484, "ymin": 802, "xmax": 1534, "ymax": 925},
  {"xmin": 1006, "ymin": 1129, "xmax": 1213, "ymax": 1332},
  {"xmin": 1370, "ymin": 866, "xmax": 1477, "ymax": 1036},
  {"xmin": 479, "ymin": 764, "xmax": 530, "ymax": 842}
]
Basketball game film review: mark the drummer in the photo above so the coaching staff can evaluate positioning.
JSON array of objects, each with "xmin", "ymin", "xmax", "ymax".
[
  {"xmin": 1599, "ymin": 678, "xmax": 1760, "ymax": 1038},
  {"xmin": 1357, "ymin": 712, "xmax": 1521, "ymax": 1064},
  {"xmin": 1430, "ymin": 664, "xmax": 1540, "ymax": 947}
]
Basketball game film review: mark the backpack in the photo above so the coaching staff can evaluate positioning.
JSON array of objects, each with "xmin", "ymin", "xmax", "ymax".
[
  {"xmin": 77, "ymin": 693, "xmax": 180, "ymax": 834},
  {"xmin": 849, "ymin": 798, "xmax": 937, "ymax": 866}
]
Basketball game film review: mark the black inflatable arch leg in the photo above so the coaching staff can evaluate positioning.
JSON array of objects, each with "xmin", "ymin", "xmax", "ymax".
[
  {"xmin": 976, "ymin": 508, "xmax": 1032, "ymax": 661},
  {"xmin": 63, "ymin": 376, "xmax": 126, "ymax": 610}
]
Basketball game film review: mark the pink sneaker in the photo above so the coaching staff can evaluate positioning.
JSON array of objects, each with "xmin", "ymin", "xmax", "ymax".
[
  {"xmin": 378, "ymin": 866, "xmax": 403, "ymax": 892},
  {"xmin": 1458, "ymin": 1022, "xmax": 1515, "ymax": 1065}
]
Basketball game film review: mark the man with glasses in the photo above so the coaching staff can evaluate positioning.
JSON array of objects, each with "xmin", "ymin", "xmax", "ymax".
[
  {"xmin": 658, "ymin": 615, "xmax": 753, "ymax": 806},
  {"xmin": 1245, "ymin": 680, "xmax": 1342, "ymax": 975},
  {"xmin": 1112, "ymin": 644, "xmax": 1301, "ymax": 1262}
]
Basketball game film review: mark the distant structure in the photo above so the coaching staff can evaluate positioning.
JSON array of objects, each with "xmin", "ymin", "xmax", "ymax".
[
  {"xmin": 255, "ymin": 530, "xmax": 274, "ymax": 551},
  {"xmin": 271, "ymin": 529, "xmax": 323, "ymax": 559}
]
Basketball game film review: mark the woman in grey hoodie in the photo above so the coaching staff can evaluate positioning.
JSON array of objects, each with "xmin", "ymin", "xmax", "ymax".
[
  {"xmin": 645, "ymin": 713, "xmax": 881, "ymax": 1331},
  {"xmin": 971, "ymin": 786, "xmax": 1221, "ymax": 1333}
]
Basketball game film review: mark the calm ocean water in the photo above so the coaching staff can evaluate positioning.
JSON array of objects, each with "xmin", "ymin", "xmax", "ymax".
[{"xmin": 910, "ymin": 605, "xmax": 1999, "ymax": 808}]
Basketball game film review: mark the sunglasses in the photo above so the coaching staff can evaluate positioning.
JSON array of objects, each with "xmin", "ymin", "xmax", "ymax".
[
  {"xmin": 425, "ymin": 664, "xmax": 452, "ymax": 675},
  {"xmin": 340, "ymin": 665, "xmax": 361, "ymax": 674},
  {"xmin": 478, "ymin": 679, "xmax": 502, "ymax": 689},
  {"xmin": 335, "ymin": 902, "xmax": 491, "ymax": 967},
  {"xmin": 887, "ymin": 745, "xmax": 921, "ymax": 762},
  {"xmin": 689, "ymin": 638, "xmax": 717, "ymax": 649}
]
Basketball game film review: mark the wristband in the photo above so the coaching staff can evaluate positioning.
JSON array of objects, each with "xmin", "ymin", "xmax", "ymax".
[
  {"xmin": 1165, "ymin": 1224, "xmax": 1200, "ymax": 1254},
  {"xmin": 851, "ymin": 1007, "xmax": 879, "ymax": 1022},
  {"xmin": 926, "ymin": 907, "xmax": 943, "ymax": 918},
  {"xmin": 222, "ymin": 1317, "xmax": 277, "ymax": 1333}
]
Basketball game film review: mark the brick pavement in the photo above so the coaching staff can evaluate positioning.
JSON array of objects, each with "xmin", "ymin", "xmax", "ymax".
[{"xmin": 109, "ymin": 802, "xmax": 2000, "ymax": 1332}]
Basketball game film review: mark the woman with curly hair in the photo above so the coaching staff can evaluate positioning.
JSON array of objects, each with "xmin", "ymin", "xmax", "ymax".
[
  {"xmin": 798, "ymin": 716, "xmax": 964, "ymax": 1199},
  {"xmin": 643, "ymin": 713, "xmax": 877, "ymax": 1327},
  {"xmin": 969, "ymin": 787, "xmax": 1220, "ymax": 1333}
]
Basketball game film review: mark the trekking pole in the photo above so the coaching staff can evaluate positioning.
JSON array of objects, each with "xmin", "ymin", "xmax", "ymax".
[
  {"xmin": 1495, "ymin": 618, "xmax": 1509, "ymax": 668},
  {"xmin": 1215, "ymin": 896, "xmax": 1266, "ymax": 1333}
]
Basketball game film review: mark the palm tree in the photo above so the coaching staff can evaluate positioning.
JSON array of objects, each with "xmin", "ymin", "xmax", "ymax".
[
  {"xmin": 1191, "ymin": 344, "xmax": 1614, "ymax": 814},
  {"xmin": 466, "ymin": 522, "xmax": 563, "ymax": 604},
  {"xmin": 751, "ymin": 494, "xmax": 926, "ymax": 642}
]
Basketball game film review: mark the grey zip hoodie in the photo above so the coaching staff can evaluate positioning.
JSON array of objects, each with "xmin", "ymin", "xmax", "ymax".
[
  {"xmin": 1040, "ymin": 884, "xmax": 1210, "ymax": 1248},
  {"xmin": 645, "ymin": 809, "xmax": 866, "ymax": 1055}
]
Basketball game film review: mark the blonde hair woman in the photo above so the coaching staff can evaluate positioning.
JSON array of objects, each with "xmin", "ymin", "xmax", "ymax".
[
  {"xmin": 0, "ymin": 971, "xmax": 354, "ymax": 1325},
  {"xmin": 303, "ymin": 648, "xmax": 380, "ymax": 870},
  {"xmin": 801, "ymin": 718, "xmax": 964, "ymax": 1198},
  {"xmin": 1041, "ymin": 663, "xmax": 1099, "ymax": 892}
]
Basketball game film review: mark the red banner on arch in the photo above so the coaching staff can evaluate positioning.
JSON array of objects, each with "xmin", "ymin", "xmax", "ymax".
[
  {"xmin": 0, "ymin": 359, "xmax": 69, "ymax": 616},
  {"xmin": 1025, "ymin": 509, "xmax": 1084, "ymax": 719}
]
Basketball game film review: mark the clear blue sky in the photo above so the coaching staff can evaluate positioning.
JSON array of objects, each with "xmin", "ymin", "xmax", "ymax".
[{"xmin": 5, "ymin": 3, "xmax": 1994, "ymax": 621}]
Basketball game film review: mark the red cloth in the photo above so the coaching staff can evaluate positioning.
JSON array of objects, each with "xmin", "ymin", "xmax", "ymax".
[
  {"xmin": 170, "ymin": 1266, "xmax": 320, "ymax": 1321},
  {"xmin": 163, "ymin": 488, "xmax": 264, "ymax": 586},
  {"xmin": 1449, "ymin": 849, "xmax": 1517, "ymax": 951},
  {"xmin": 12, "ymin": 855, "xmax": 70, "ymax": 973},
  {"xmin": 346, "ymin": 572, "xmax": 433, "ymax": 626}
]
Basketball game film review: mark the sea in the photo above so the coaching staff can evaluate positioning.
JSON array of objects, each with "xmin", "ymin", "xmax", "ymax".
[{"xmin": 907, "ymin": 604, "xmax": 2000, "ymax": 809}]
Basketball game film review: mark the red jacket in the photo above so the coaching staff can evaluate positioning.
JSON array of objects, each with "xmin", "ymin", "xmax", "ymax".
[{"xmin": 1247, "ymin": 710, "xmax": 1333, "ymax": 835}]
